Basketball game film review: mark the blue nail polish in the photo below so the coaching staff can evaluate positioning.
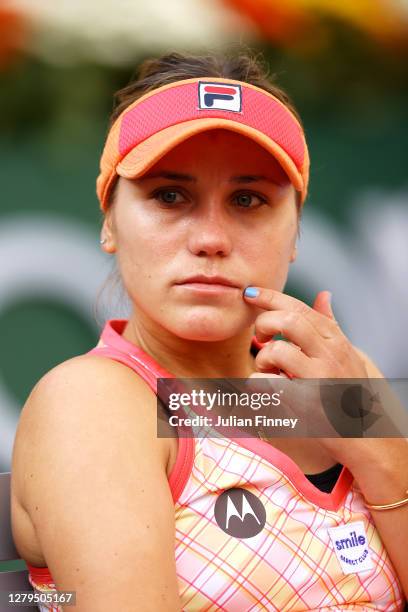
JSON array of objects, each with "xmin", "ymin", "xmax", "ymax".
[{"xmin": 244, "ymin": 287, "xmax": 259, "ymax": 298}]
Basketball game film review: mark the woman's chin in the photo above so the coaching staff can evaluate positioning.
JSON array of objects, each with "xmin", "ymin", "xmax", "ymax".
[
  {"xmin": 168, "ymin": 311, "xmax": 251, "ymax": 342},
  {"xmin": 177, "ymin": 329, "xmax": 231, "ymax": 342}
]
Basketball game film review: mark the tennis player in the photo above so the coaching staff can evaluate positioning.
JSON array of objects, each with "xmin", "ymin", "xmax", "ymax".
[{"xmin": 11, "ymin": 49, "xmax": 408, "ymax": 611}]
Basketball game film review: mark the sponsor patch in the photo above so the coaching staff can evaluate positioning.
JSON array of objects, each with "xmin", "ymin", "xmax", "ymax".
[
  {"xmin": 198, "ymin": 81, "xmax": 242, "ymax": 112},
  {"xmin": 328, "ymin": 521, "xmax": 373, "ymax": 575}
]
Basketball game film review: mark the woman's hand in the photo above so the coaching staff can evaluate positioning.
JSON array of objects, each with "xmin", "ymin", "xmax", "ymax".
[
  {"xmin": 243, "ymin": 286, "xmax": 368, "ymax": 379},
  {"xmin": 242, "ymin": 286, "xmax": 401, "ymax": 471}
]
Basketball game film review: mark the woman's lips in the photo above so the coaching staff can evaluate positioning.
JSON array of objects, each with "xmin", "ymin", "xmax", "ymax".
[{"xmin": 176, "ymin": 282, "xmax": 239, "ymax": 294}]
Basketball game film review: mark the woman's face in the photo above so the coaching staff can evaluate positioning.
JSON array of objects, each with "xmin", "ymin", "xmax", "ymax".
[{"xmin": 103, "ymin": 129, "xmax": 299, "ymax": 341}]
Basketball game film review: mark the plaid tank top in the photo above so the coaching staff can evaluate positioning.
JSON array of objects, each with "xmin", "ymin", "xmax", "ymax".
[{"xmin": 27, "ymin": 319, "xmax": 405, "ymax": 611}]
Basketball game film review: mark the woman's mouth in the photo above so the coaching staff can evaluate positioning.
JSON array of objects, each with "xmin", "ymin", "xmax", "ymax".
[
  {"xmin": 176, "ymin": 282, "xmax": 239, "ymax": 294},
  {"xmin": 175, "ymin": 274, "xmax": 241, "ymax": 295}
]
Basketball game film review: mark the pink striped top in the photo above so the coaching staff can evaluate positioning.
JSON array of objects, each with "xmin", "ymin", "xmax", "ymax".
[{"xmin": 27, "ymin": 319, "xmax": 405, "ymax": 611}]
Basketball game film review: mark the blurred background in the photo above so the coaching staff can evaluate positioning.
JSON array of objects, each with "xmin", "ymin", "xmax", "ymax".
[{"xmin": 1, "ymin": 0, "xmax": 408, "ymax": 479}]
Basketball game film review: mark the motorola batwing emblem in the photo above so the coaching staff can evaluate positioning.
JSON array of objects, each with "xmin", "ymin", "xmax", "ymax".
[{"xmin": 214, "ymin": 488, "xmax": 266, "ymax": 538}]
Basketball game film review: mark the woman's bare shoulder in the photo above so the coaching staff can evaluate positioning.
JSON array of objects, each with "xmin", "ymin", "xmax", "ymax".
[
  {"xmin": 28, "ymin": 351, "xmax": 155, "ymax": 405},
  {"xmin": 17, "ymin": 351, "xmax": 157, "ymax": 427},
  {"xmin": 12, "ymin": 352, "xmax": 168, "ymax": 511}
]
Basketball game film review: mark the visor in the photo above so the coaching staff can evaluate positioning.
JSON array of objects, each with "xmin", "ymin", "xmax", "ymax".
[{"xmin": 96, "ymin": 77, "xmax": 310, "ymax": 212}]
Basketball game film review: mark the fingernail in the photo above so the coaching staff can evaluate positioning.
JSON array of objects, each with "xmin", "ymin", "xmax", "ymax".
[
  {"xmin": 244, "ymin": 287, "xmax": 260, "ymax": 298},
  {"xmin": 327, "ymin": 291, "xmax": 332, "ymax": 304}
]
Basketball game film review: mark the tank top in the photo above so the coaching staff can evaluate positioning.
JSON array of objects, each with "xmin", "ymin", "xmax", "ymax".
[{"xmin": 26, "ymin": 319, "xmax": 405, "ymax": 611}]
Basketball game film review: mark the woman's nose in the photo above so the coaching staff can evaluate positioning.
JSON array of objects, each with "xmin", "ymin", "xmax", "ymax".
[{"xmin": 187, "ymin": 207, "xmax": 233, "ymax": 257}]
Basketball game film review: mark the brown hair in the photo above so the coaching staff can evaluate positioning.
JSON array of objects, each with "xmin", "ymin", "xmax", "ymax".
[{"xmin": 105, "ymin": 47, "xmax": 304, "ymax": 213}]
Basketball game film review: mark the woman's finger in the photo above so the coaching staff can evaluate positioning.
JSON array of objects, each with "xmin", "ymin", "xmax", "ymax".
[
  {"xmin": 253, "ymin": 309, "xmax": 328, "ymax": 358},
  {"xmin": 244, "ymin": 286, "xmax": 341, "ymax": 342},
  {"xmin": 254, "ymin": 340, "xmax": 315, "ymax": 378}
]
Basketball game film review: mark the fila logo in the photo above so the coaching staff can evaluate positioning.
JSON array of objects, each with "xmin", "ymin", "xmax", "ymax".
[
  {"xmin": 214, "ymin": 488, "xmax": 266, "ymax": 538},
  {"xmin": 328, "ymin": 521, "xmax": 373, "ymax": 575},
  {"xmin": 198, "ymin": 81, "xmax": 242, "ymax": 112}
]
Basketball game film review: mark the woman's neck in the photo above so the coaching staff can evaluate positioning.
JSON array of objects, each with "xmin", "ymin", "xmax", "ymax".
[{"xmin": 122, "ymin": 316, "xmax": 256, "ymax": 379}]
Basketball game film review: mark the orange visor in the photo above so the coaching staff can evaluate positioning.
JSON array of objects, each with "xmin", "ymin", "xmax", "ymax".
[{"xmin": 96, "ymin": 77, "xmax": 310, "ymax": 212}]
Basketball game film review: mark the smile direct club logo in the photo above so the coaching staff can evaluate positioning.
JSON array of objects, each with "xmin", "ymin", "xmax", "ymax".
[{"xmin": 328, "ymin": 521, "xmax": 373, "ymax": 575}]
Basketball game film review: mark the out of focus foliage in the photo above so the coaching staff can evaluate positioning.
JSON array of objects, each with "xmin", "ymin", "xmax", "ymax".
[{"xmin": 1, "ymin": 15, "xmax": 407, "ymax": 142}]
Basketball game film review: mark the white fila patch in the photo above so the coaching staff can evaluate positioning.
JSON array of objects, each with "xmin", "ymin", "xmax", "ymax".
[
  {"xmin": 198, "ymin": 81, "xmax": 242, "ymax": 112},
  {"xmin": 328, "ymin": 521, "xmax": 373, "ymax": 575}
]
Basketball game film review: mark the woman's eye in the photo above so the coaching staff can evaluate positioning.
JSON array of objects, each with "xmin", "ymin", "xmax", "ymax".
[
  {"xmin": 152, "ymin": 189, "xmax": 267, "ymax": 208},
  {"xmin": 154, "ymin": 189, "xmax": 185, "ymax": 205},
  {"xmin": 233, "ymin": 192, "xmax": 267, "ymax": 208}
]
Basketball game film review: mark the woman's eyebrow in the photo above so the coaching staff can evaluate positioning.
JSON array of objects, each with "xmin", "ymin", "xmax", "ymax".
[
  {"xmin": 230, "ymin": 175, "xmax": 277, "ymax": 184},
  {"xmin": 137, "ymin": 171, "xmax": 196, "ymax": 182}
]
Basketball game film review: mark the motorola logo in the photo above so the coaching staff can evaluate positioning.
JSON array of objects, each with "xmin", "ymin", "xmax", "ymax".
[{"xmin": 214, "ymin": 488, "xmax": 266, "ymax": 538}]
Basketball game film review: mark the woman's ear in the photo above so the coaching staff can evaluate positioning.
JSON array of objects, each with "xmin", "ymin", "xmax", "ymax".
[
  {"xmin": 100, "ymin": 211, "xmax": 116, "ymax": 254},
  {"xmin": 289, "ymin": 245, "xmax": 297, "ymax": 264}
]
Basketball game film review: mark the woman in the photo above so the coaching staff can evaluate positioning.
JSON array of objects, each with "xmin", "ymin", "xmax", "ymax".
[{"xmin": 11, "ymin": 49, "xmax": 408, "ymax": 611}]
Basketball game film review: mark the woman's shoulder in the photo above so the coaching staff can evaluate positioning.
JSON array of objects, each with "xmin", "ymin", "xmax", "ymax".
[
  {"xmin": 14, "ymin": 353, "xmax": 158, "ymax": 454},
  {"xmin": 12, "ymin": 353, "xmax": 168, "ymax": 513},
  {"xmin": 19, "ymin": 351, "xmax": 157, "ymax": 424},
  {"xmin": 34, "ymin": 350, "xmax": 155, "ymax": 396}
]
